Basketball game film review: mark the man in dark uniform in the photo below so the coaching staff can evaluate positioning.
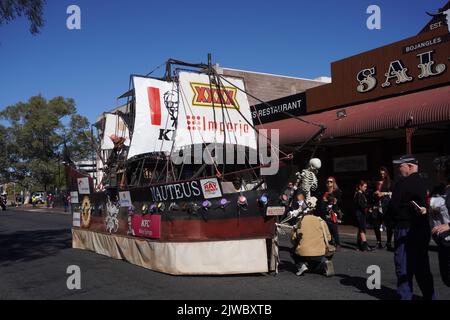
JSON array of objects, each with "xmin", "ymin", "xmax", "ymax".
[{"xmin": 386, "ymin": 155, "xmax": 436, "ymax": 300}]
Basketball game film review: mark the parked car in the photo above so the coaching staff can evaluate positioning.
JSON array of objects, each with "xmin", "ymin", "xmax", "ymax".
[{"xmin": 32, "ymin": 192, "xmax": 45, "ymax": 204}]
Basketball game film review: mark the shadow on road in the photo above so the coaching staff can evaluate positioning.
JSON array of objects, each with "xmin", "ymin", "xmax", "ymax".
[
  {"xmin": 335, "ymin": 273, "xmax": 422, "ymax": 300},
  {"xmin": 279, "ymin": 260, "xmax": 298, "ymax": 274},
  {"xmin": 0, "ymin": 229, "xmax": 71, "ymax": 266}
]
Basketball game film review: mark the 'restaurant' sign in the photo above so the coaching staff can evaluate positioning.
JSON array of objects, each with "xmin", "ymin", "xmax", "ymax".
[
  {"xmin": 251, "ymin": 92, "xmax": 306, "ymax": 124},
  {"xmin": 149, "ymin": 178, "xmax": 222, "ymax": 202}
]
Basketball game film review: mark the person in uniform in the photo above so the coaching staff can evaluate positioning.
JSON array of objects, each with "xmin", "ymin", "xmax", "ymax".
[{"xmin": 386, "ymin": 155, "xmax": 436, "ymax": 300}]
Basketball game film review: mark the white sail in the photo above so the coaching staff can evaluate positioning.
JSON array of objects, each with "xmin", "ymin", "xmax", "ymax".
[
  {"xmin": 127, "ymin": 76, "xmax": 178, "ymax": 159},
  {"xmin": 127, "ymin": 73, "xmax": 257, "ymax": 160},
  {"xmin": 101, "ymin": 113, "xmax": 130, "ymax": 150},
  {"xmin": 175, "ymin": 71, "xmax": 257, "ymax": 150}
]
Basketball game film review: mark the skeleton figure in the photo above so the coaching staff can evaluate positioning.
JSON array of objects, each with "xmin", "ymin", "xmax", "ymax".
[
  {"xmin": 295, "ymin": 158, "xmax": 321, "ymax": 209},
  {"xmin": 272, "ymin": 158, "xmax": 322, "ymax": 275},
  {"xmin": 105, "ymin": 197, "xmax": 120, "ymax": 234}
]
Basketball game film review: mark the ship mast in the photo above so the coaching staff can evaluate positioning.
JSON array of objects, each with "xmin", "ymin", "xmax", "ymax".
[{"xmin": 99, "ymin": 54, "xmax": 327, "ymax": 191}]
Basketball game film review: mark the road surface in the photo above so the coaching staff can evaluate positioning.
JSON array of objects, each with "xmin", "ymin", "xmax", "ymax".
[{"xmin": 0, "ymin": 209, "xmax": 449, "ymax": 300}]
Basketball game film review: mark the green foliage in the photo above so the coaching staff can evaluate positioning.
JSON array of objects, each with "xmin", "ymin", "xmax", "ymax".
[
  {"xmin": 0, "ymin": 124, "xmax": 11, "ymax": 179},
  {"xmin": 0, "ymin": 0, "xmax": 46, "ymax": 34},
  {"xmin": 0, "ymin": 95, "xmax": 92, "ymax": 191}
]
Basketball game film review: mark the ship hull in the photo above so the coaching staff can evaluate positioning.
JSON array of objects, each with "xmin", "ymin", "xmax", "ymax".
[
  {"xmin": 71, "ymin": 187, "xmax": 281, "ymax": 274},
  {"xmin": 72, "ymin": 228, "xmax": 270, "ymax": 275}
]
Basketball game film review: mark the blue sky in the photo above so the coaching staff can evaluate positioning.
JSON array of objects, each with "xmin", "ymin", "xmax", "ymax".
[{"xmin": 0, "ymin": 0, "xmax": 445, "ymax": 123}]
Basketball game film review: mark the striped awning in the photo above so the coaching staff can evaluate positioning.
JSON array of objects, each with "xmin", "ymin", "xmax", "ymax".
[{"xmin": 258, "ymin": 85, "xmax": 450, "ymax": 145}]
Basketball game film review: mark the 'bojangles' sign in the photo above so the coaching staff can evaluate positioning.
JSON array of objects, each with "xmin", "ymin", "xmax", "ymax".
[{"xmin": 306, "ymin": 8, "xmax": 450, "ymax": 113}]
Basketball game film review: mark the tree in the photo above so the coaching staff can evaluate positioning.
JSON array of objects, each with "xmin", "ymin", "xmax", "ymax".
[
  {"xmin": 0, "ymin": 124, "xmax": 12, "ymax": 182},
  {"xmin": 66, "ymin": 114, "xmax": 93, "ymax": 162},
  {"xmin": 0, "ymin": 95, "xmax": 92, "ymax": 193},
  {"xmin": 0, "ymin": 0, "xmax": 46, "ymax": 34}
]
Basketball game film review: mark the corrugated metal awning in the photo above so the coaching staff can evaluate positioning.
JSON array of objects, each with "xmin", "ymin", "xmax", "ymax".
[{"xmin": 258, "ymin": 85, "xmax": 450, "ymax": 146}]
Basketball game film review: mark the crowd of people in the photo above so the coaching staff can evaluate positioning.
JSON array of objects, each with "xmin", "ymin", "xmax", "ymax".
[
  {"xmin": 284, "ymin": 154, "xmax": 450, "ymax": 300},
  {"xmin": 0, "ymin": 191, "xmax": 70, "ymax": 211}
]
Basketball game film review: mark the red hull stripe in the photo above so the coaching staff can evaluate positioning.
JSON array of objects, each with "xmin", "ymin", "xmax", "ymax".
[
  {"xmin": 147, "ymin": 87, "xmax": 161, "ymax": 126},
  {"xmin": 84, "ymin": 216, "xmax": 274, "ymax": 242}
]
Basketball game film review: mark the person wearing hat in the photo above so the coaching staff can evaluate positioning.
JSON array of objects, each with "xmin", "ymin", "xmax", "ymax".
[{"xmin": 386, "ymin": 154, "xmax": 436, "ymax": 300}]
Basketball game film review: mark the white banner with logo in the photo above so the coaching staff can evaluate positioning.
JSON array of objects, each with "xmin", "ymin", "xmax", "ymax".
[
  {"xmin": 77, "ymin": 178, "xmax": 90, "ymax": 195},
  {"xmin": 73, "ymin": 211, "xmax": 81, "ymax": 227},
  {"xmin": 119, "ymin": 191, "xmax": 132, "ymax": 207},
  {"xmin": 101, "ymin": 113, "xmax": 130, "ymax": 150},
  {"xmin": 176, "ymin": 72, "xmax": 257, "ymax": 150},
  {"xmin": 200, "ymin": 178, "xmax": 223, "ymax": 199},
  {"xmin": 127, "ymin": 77, "xmax": 178, "ymax": 159},
  {"xmin": 70, "ymin": 191, "xmax": 79, "ymax": 204}
]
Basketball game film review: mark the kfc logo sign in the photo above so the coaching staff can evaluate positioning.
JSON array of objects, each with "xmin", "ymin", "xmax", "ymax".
[
  {"xmin": 131, "ymin": 214, "xmax": 161, "ymax": 239},
  {"xmin": 200, "ymin": 178, "xmax": 222, "ymax": 199},
  {"xmin": 141, "ymin": 220, "xmax": 151, "ymax": 227},
  {"xmin": 147, "ymin": 86, "xmax": 177, "ymax": 142},
  {"xmin": 190, "ymin": 82, "xmax": 239, "ymax": 109}
]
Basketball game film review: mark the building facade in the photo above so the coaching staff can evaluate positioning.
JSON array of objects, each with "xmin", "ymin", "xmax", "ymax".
[{"xmin": 249, "ymin": 4, "xmax": 450, "ymax": 223}]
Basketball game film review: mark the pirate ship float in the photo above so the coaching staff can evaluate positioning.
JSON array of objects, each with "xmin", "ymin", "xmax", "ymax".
[{"xmin": 69, "ymin": 56, "xmax": 325, "ymax": 275}]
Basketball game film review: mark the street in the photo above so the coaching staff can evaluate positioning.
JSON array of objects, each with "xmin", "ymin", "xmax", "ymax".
[{"xmin": 0, "ymin": 209, "xmax": 449, "ymax": 300}]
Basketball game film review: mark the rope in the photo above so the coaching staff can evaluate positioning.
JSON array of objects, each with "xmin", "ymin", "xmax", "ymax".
[
  {"xmin": 178, "ymin": 76, "xmax": 221, "ymax": 177},
  {"xmin": 210, "ymin": 72, "xmax": 230, "ymax": 178},
  {"xmin": 213, "ymin": 73, "xmax": 259, "ymax": 181},
  {"xmin": 217, "ymin": 73, "xmax": 326, "ymax": 129},
  {"xmin": 145, "ymin": 62, "xmax": 166, "ymax": 77},
  {"xmin": 214, "ymin": 72, "xmax": 290, "ymax": 159},
  {"xmin": 216, "ymin": 72, "xmax": 326, "ymax": 157}
]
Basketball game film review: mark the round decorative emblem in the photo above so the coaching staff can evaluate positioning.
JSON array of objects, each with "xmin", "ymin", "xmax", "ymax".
[{"xmin": 81, "ymin": 196, "xmax": 92, "ymax": 228}]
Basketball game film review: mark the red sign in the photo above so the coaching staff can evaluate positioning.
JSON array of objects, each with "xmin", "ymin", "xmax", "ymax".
[
  {"xmin": 203, "ymin": 181, "xmax": 218, "ymax": 193},
  {"xmin": 147, "ymin": 87, "xmax": 162, "ymax": 126},
  {"xmin": 185, "ymin": 114, "xmax": 250, "ymax": 135},
  {"xmin": 266, "ymin": 206, "xmax": 286, "ymax": 216},
  {"xmin": 131, "ymin": 214, "xmax": 161, "ymax": 239},
  {"xmin": 190, "ymin": 82, "xmax": 239, "ymax": 109}
]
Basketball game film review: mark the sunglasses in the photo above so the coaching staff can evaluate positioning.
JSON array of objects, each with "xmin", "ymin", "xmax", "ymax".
[{"xmin": 327, "ymin": 180, "xmax": 333, "ymax": 183}]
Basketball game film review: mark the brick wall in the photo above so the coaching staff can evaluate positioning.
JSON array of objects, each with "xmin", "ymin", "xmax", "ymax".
[{"xmin": 221, "ymin": 68, "xmax": 326, "ymax": 106}]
